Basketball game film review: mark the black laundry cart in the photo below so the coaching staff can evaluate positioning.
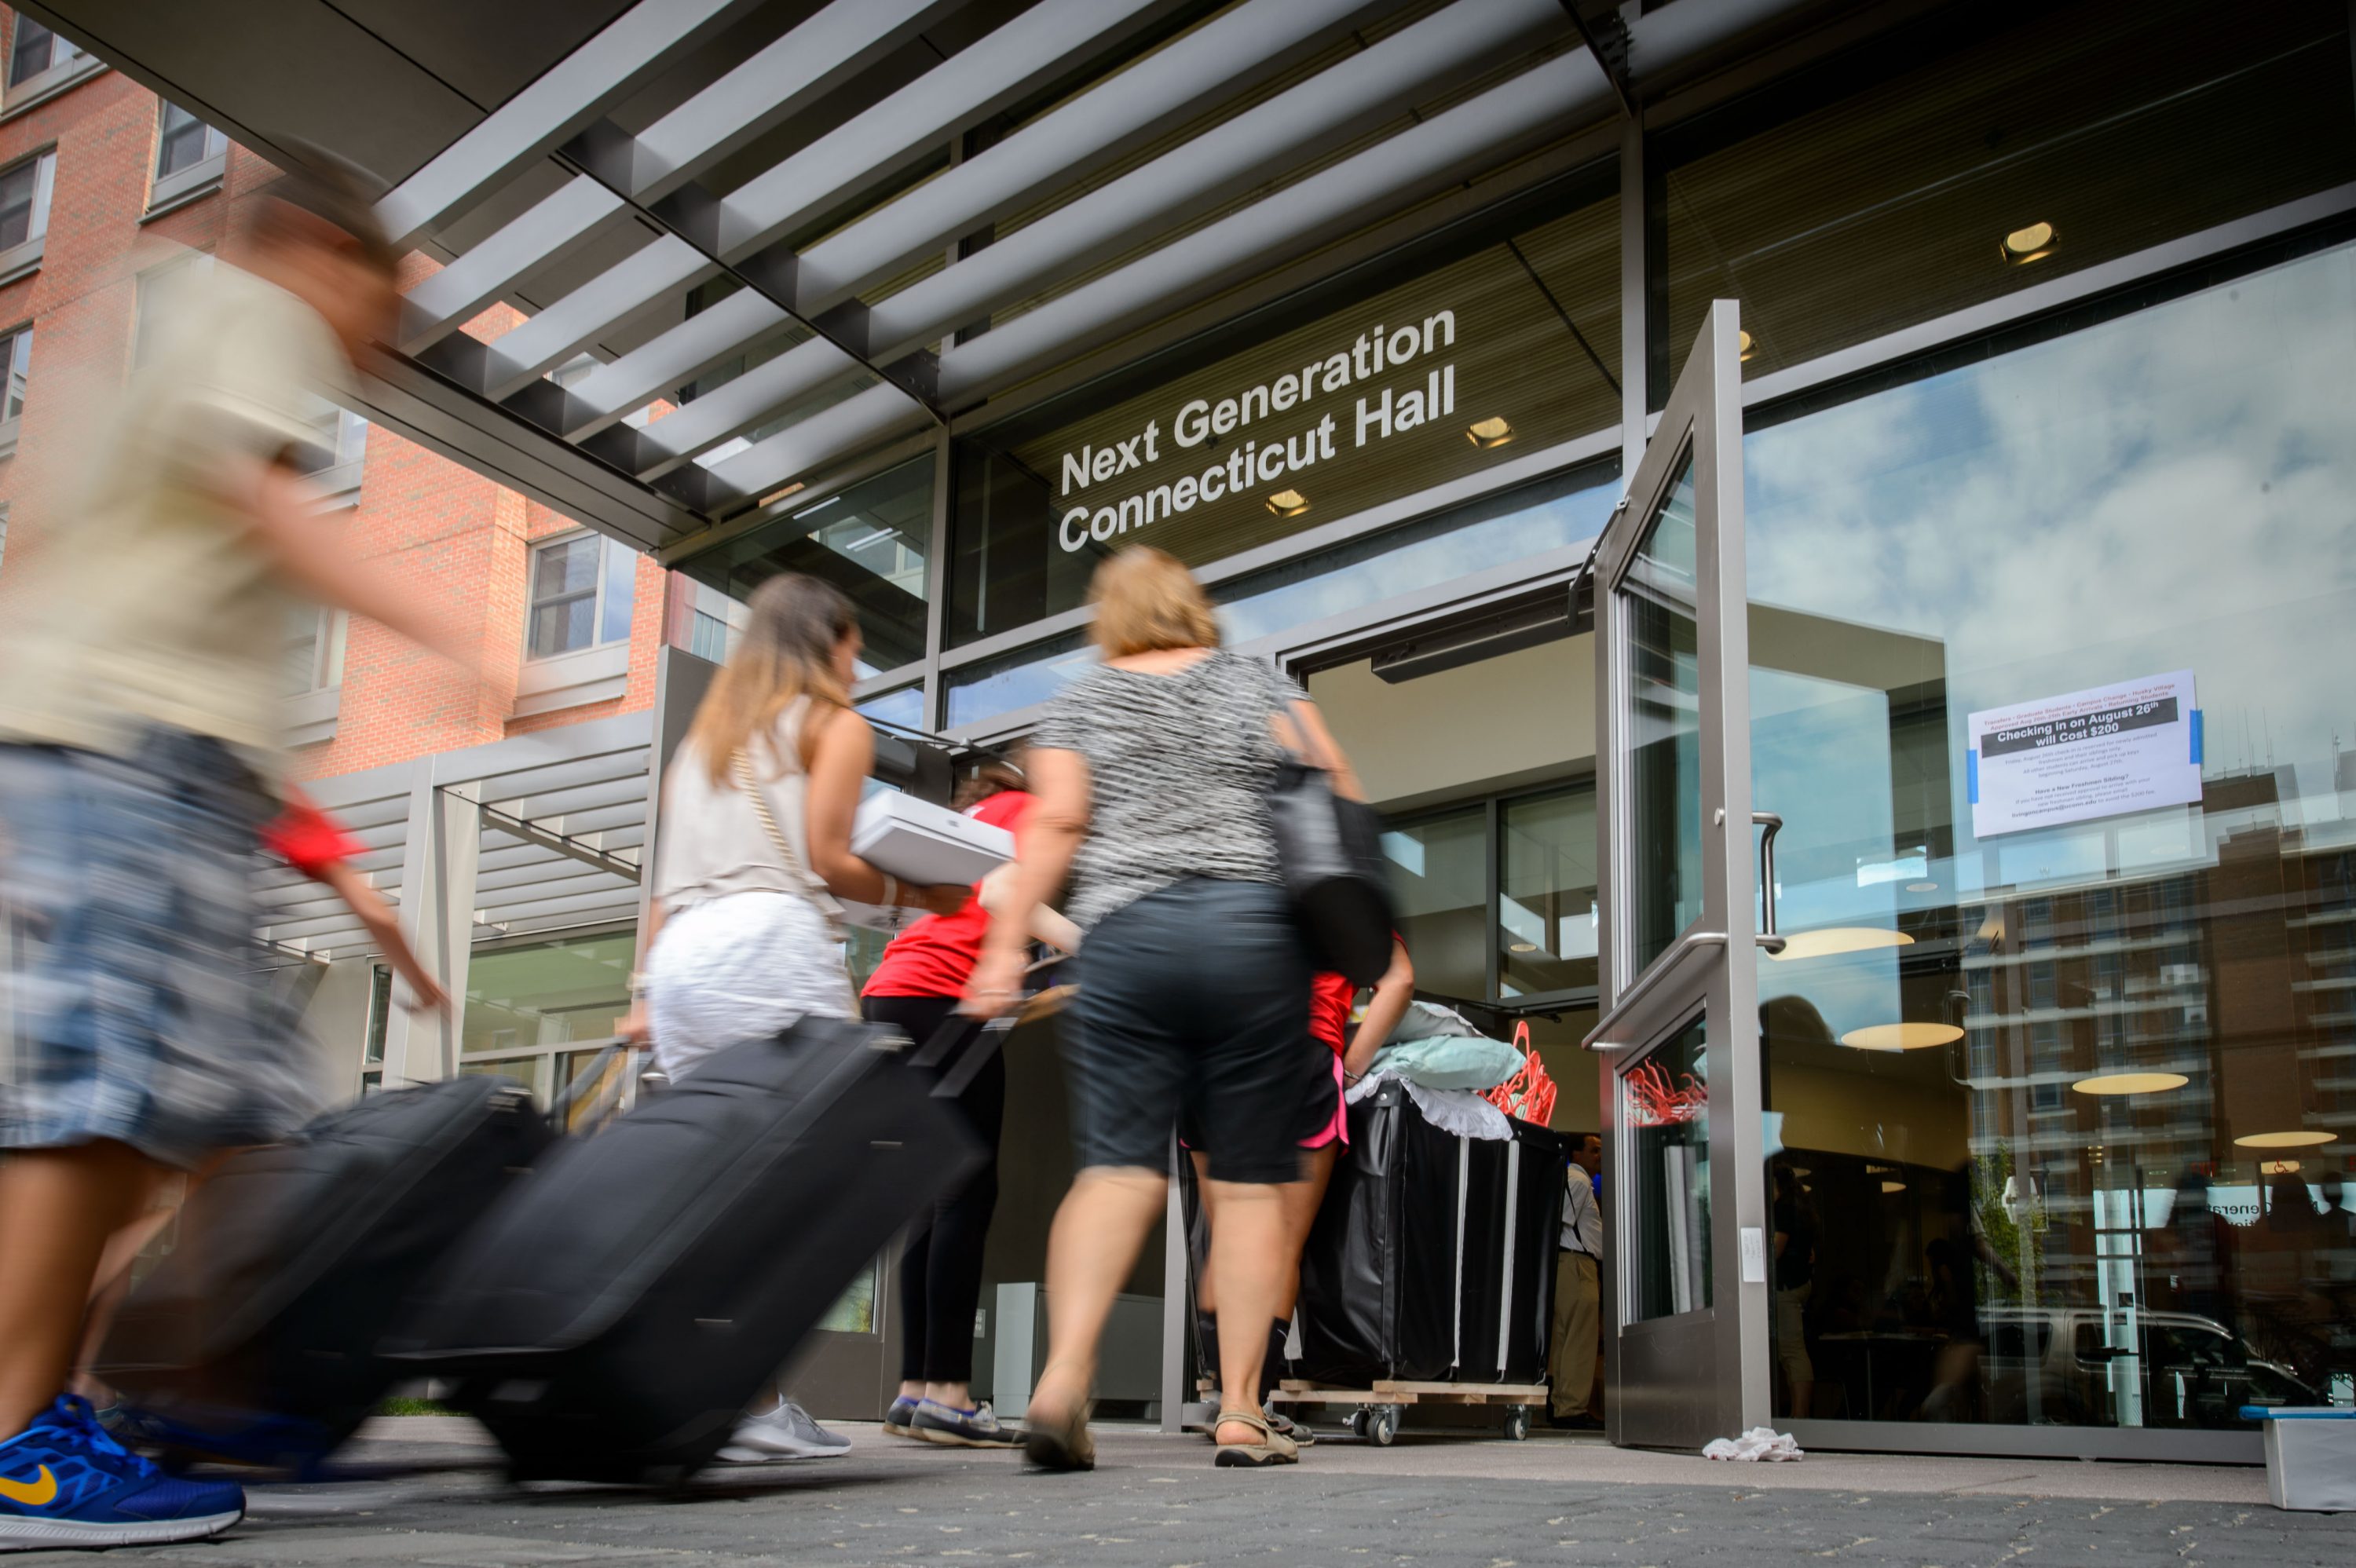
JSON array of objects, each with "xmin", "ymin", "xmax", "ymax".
[{"xmin": 1275, "ymin": 1078, "xmax": 1571, "ymax": 1442}]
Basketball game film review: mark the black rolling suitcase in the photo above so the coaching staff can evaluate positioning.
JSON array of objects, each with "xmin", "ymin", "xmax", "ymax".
[
  {"xmin": 392, "ymin": 1014, "xmax": 990, "ymax": 1484},
  {"xmin": 99, "ymin": 1073, "xmax": 552, "ymax": 1470}
]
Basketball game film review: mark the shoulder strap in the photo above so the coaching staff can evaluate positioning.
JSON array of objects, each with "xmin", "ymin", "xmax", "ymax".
[{"xmin": 732, "ymin": 747, "xmax": 810, "ymax": 883}]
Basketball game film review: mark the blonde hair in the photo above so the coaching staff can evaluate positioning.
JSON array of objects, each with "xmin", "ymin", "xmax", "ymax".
[
  {"xmin": 682, "ymin": 572, "xmax": 856, "ymax": 787},
  {"xmin": 1088, "ymin": 546, "xmax": 1219, "ymax": 656}
]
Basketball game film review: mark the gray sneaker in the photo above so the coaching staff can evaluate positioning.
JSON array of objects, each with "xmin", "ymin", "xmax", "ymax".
[
  {"xmin": 909, "ymin": 1398, "xmax": 1022, "ymax": 1448},
  {"xmin": 716, "ymin": 1398, "xmax": 852, "ymax": 1462}
]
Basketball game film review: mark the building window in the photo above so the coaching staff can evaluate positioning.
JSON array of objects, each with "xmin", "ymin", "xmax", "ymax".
[
  {"xmin": 282, "ymin": 602, "xmax": 346, "ymax": 696},
  {"xmin": 0, "ymin": 323, "xmax": 28, "ymax": 456},
  {"xmin": 0, "ymin": 150, "xmax": 54, "ymax": 280},
  {"xmin": 527, "ymin": 532, "xmax": 638, "ymax": 660},
  {"xmin": 298, "ymin": 397, "xmax": 368, "ymax": 503},
  {"xmin": 149, "ymin": 104, "xmax": 228, "ymax": 213},
  {"xmin": 7, "ymin": 17, "xmax": 79, "ymax": 87}
]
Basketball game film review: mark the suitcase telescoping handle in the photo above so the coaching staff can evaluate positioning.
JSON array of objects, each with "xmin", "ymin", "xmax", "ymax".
[{"xmin": 914, "ymin": 985, "xmax": 1074, "ymax": 1100}]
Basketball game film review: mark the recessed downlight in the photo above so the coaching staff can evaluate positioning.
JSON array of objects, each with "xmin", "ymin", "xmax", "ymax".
[
  {"xmin": 2233, "ymin": 1130, "xmax": 2335, "ymax": 1149},
  {"xmin": 1737, "ymin": 331, "xmax": 1756, "ymax": 362},
  {"xmin": 1466, "ymin": 415, "xmax": 1513, "ymax": 448},
  {"xmin": 2072, "ymin": 1072, "xmax": 2189, "ymax": 1097},
  {"xmin": 1508, "ymin": 941, "xmax": 1538, "ymax": 954},
  {"xmin": 1842, "ymin": 1022, "xmax": 1963, "ymax": 1051},
  {"xmin": 1880, "ymin": 1179, "xmax": 1908, "ymax": 1194},
  {"xmin": 1266, "ymin": 488, "xmax": 1310, "ymax": 518},
  {"xmin": 2001, "ymin": 221, "xmax": 2056, "ymax": 264},
  {"xmin": 1905, "ymin": 880, "xmax": 1940, "ymax": 893},
  {"xmin": 1769, "ymin": 927, "xmax": 1915, "ymax": 961}
]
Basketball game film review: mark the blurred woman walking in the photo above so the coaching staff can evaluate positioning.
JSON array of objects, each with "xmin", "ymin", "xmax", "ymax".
[
  {"xmin": 620, "ymin": 572, "xmax": 968, "ymax": 1461},
  {"xmin": 968, "ymin": 546, "xmax": 1370, "ymax": 1471}
]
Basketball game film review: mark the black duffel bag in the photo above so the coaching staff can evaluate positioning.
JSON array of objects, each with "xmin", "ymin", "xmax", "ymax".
[{"xmin": 1267, "ymin": 711, "xmax": 1396, "ymax": 985}]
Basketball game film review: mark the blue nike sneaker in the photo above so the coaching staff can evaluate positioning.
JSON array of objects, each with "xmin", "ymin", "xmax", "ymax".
[{"xmin": 0, "ymin": 1394, "xmax": 244, "ymax": 1551}]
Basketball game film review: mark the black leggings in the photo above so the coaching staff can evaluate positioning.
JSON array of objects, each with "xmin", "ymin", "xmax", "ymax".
[{"xmin": 864, "ymin": 992, "xmax": 1006, "ymax": 1386}]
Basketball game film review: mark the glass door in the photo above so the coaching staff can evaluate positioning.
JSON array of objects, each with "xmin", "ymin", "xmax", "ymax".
[{"xmin": 1586, "ymin": 301, "xmax": 1773, "ymax": 1449}]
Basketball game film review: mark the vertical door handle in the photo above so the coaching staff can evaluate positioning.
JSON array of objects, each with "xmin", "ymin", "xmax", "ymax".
[{"xmin": 1752, "ymin": 811, "xmax": 1785, "ymax": 955}]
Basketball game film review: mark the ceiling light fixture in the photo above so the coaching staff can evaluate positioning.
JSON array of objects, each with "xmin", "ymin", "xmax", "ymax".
[
  {"xmin": 2001, "ymin": 221, "xmax": 2056, "ymax": 264},
  {"xmin": 1880, "ymin": 1179, "xmax": 1908, "ymax": 1195},
  {"xmin": 2072, "ymin": 1072, "xmax": 2189, "ymax": 1096},
  {"xmin": 2233, "ymin": 1130, "xmax": 2335, "ymax": 1149},
  {"xmin": 1841, "ymin": 1022, "xmax": 1963, "ymax": 1051},
  {"xmin": 1768, "ymin": 927, "xmax": 1915, "ymax": 961},
  {"xmin": 1508, "ymin": 941, "xmax": 1538, "ymax": 954},
  {"xmin": 1905, "ymin": 880, "xmax": 1940, "ymax": 893},
  {"xmin": 1266, "ymin": 488, "xmax": 1310, "ymax": 518},
  {"xmin": 1466, "ymin": 415, "xmax": 1513, "ymax": 449},
  {"xmin": 1737, "ymin": 330, "xmax": 1756, "ymax": 362}
]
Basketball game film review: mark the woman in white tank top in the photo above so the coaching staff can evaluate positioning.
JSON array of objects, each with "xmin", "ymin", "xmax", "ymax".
[{"xmin": 620, "ymin": 573, "xmax": 967, "ymax": 1085}]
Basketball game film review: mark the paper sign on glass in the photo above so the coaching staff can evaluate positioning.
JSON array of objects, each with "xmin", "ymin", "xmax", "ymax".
[{"xmin": 1966, "ymin": 671, "xmax": 2201, "ymax": 839}]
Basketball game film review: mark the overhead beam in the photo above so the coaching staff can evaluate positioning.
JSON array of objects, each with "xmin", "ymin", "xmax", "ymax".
[
  {"xmin": 940, "ymin": 50, "xmax": 1608, "ymax": 398},
  {"xmin": 854, "ymin": 0, "xmax": 1568, "ymax": 366},
  {"xmin": 788, "ymin": 0, "xmax": 1412, "ymax": 316},
  {"xmin": 618, "ymin": 0, "xmax": 971, "ymax": 207},
  {"xmin": 553, "ymin": 288, "xmax": 796, "ymax": 440},
  {"xmin": 703, "ymin": 382, "xmax": 932, "ymax": 512},
  {"xmin": 375, "ymin": 0, "xmax": 765, "ymax": 250},
  {"xmin": 719, "ymin": 0, "xmax": 1182, "ymax": 263},
  {"xmin": 398, "ymin": 179, "xmax": 627, "ymax": 353},
  {"xmin": 615, "ymin": 337, "xmax": 865, "ymax": 481}
]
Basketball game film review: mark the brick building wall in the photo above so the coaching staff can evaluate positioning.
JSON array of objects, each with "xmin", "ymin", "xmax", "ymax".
[{"xmin": 0, "ymin": 5, "xmax": 664, "ymax": 781}]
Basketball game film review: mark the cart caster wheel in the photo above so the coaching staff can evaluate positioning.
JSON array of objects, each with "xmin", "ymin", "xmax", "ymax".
[
  {"xmin": 1347, "ymin": 1409, "xmax": 1369, "ymax": 1438},
  {"xmin": 1370, "ymin": 1407, "xmax": 1399, "ymax": 1446},
  {"xmin": 1504, "ymin": 1405, "xmax": 1531, "ymax": 1442}
]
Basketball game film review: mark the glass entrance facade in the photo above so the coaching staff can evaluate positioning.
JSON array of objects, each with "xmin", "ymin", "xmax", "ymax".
[
  {"xmin": 1749, "ymin": 239, "xmax": 2356, "ymax": 1435},
  {"xmin": 660, "ymin": 0, "xmax": 2356, "ymax": 1457}
]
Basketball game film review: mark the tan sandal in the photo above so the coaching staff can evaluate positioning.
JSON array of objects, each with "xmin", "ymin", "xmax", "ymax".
[
  {"xmin": 1211, "ymin": 1408, "xmax": 1297, "ymax": 1467},
  {"xmin": 1022, "ymin": 1398, "xmax": 1096, "ymax": 1472}
]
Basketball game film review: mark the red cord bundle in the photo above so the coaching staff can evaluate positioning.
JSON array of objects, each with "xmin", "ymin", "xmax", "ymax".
[{"xmin": 1483, "ymin": 1019, "xmax": 1557, "ymax": 1126}]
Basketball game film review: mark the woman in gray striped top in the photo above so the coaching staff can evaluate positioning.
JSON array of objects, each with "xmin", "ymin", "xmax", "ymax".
[{"xmin": 969, "ymin": 546, "xmax": 1366, "ymax": 1471}]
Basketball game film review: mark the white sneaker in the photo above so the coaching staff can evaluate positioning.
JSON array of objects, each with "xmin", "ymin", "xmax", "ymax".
[{"xmin": 715, "ymin": 1398, "xmax": 852, "ymax": 1462}]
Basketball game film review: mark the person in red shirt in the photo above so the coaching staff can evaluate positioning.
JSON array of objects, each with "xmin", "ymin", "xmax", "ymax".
[
  {"xmin": 862, "ymin": 759, "xmax": 1052, "ymax": 1449},
  {"xmin": 1191, "ymin": 934, "xmax": 1415, "ymax": 1438},
  {"xmin": 260, "ymin": 789, "xmax": 448, "ymax": 1016}
]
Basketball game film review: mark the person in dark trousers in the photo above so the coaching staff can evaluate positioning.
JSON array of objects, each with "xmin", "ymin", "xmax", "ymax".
[
  {"xmin": 862, "ymin": 758, "xmax": 1071, "ymax": 1449},
  {"xmin": 967, "ymin": 546, "xmax": 1370, "ymax": 1471},
  {"xmin": 1549, "ymin": 1133, "xmax": 1606, "ymax": 1429}
]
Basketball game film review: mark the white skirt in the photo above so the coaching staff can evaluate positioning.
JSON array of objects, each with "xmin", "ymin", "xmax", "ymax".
[{"xmin": 646, "ymin": 891, "xmax": 854, "ymax": 1084}]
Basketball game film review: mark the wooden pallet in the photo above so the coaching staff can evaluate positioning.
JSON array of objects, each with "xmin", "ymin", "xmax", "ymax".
[{"xmin": 1259, "ymin": 1380, "xmax": 1549, "ymax": 1444}]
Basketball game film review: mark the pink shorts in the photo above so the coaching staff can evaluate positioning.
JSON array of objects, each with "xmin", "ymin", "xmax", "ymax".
[{"xmin": 1300, "ymin": 1049, "xmax": 1348, "ymax": 1150}]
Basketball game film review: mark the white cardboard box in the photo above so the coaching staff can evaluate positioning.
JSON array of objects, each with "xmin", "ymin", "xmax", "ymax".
[
  {"xmin": 2259, "ymin": 1409, "xmax": 2356, "ymax": 1511},
  {"xmin": 839, "ymin": 793, "xmax": 1013, "ymax": 931}
]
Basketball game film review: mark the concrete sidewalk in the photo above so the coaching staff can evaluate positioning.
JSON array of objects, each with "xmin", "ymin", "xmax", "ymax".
[{"xmin": 15, "ymin": 1416, "xmax": 2345, "ymax": 1567}]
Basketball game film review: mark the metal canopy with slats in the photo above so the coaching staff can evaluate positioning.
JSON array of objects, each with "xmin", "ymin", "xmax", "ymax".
[{"xmin": 30, "ymin": 0, "xmax": 1821, "ymax": 555}]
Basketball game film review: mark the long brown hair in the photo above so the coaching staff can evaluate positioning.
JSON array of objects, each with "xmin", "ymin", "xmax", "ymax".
[{"xmin": 683, "ymin": 572, "xmax": 857, "ymax": 787}]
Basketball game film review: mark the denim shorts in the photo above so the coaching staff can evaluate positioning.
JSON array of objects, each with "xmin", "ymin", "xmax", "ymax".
[
  {"xmin": 1065, "ymin": 878, "xmax": 1318, "ymax": 1186},
  {"xmin": 0, "ymin": 731, "xmax": 322, "ymax": 1168}
]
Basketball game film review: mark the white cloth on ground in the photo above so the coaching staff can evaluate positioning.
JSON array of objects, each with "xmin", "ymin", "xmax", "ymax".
[
  {"xmin": 1701, "ymin": 1427, "xmax": 1805, "ymax": 1462},
  {"xmin": 1344, "ymin": 1064, "xmax": 1513, "ymax": 1141},
  {"xmin": 646, "ymin": 890, "xmax": 854, "ymax": 1084}
]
